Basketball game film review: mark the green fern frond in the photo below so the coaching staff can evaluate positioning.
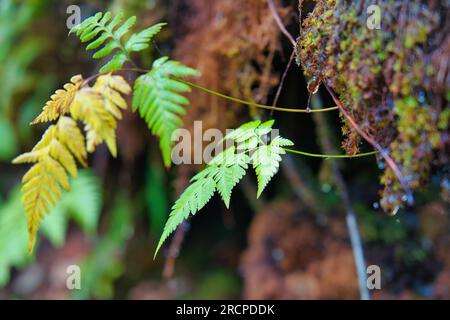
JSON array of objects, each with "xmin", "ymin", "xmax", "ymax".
[
  {"xmin": 133, "ymin": 56, "xmax": 200, "ymax": 167},
  {"xmin": 70, "ymin": 12, "xmax": 166, "ymax": 72},
  {"xmin": 155, "ymin": 120, "xmax": 293, "ymax": 257},
  {"xmin": 0, "ymin": 187, "xmax": 28, "ymax": 286}
]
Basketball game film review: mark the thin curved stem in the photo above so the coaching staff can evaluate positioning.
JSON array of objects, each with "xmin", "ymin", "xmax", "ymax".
[
  {"xmin": 283, "ymin": 148, "xmax": 376, "ymax": 159},
  {"xmin": 177, "ymin": 79, "xmax": 339, "ymax": 114},
  {"xmin": 83, "ymin": 68, "xmax": 339, "ymax": 114}
]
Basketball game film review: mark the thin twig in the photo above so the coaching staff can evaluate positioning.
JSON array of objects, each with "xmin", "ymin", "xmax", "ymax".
[
  {"xmin": 311, "ymin": 94, "xmax": 370, "ymax": 300},
  {"xmin": 270, "ymin": 50, "xmax": 296, "ymax": 118},
  {"xmin": 163, "ymin": 221, "xmax": 189, "ymax": 279},
  {"xmin": 346, "ymin": 209, "xmax": 370, "ymax": 300},
  {"xmin": 163, "ymin": 166, "xmax": 191, "ymax": 279},
  {"xmin": 298, "ymin": 0, "xmax": 303, "ymax": 35},
  {"xmin": 281, "ymin": 154, "xmax": 324, "ymax": 212},
  {"xmin": 323, "ymin": 83, "xmax": 413, "ymax": 205},
  {"xmin": 266, "ymin": 0, "xmax": 296, "ymax": 47}
]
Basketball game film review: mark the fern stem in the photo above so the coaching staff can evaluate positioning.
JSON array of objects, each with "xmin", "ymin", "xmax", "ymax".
[
  {"xmin": 283, "ymin": 148, "xmax": 376, "ymax": 159},
  {"xmin": 86, "ymin": 67, "xmax": 338, "ymax": 113},
  {"xmin": 177, "ymin": 79, "xmax": 339, "ymax": 113}
]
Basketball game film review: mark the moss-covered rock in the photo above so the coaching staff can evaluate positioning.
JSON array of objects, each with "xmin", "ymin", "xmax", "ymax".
[{"xmin": 297, "ymin": 0, "xmax": 449, "ymax": 212}]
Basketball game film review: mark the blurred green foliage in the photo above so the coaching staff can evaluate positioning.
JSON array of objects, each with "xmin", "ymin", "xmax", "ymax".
[
  {"xmin": 187, "ymin": 269, "xmax": 241, "ymax": 300},
  {"xmin": 40, "ymin": 170, "xmax": 102, "ymax": 247},
  {"xmin": 72, "ymin": 193, "xmax": 133, "ymax": 299},
  {"xmin": 0, "ymin": 0, "xmax": 54, "ymax": 160},
  {"xmin": 145, "ymin": 160, "xmax": 169, "ymax": 235},
  {"xmin": 0, "ymin": 170, "xmax": 102, "ymax": 287},
  {"xmin": 0, "ymin": 187, "xmax": 29, "ymax": 286},
  {"xmin": 356, "ymin": 204, "xmax": 409, "ymax": 246}
]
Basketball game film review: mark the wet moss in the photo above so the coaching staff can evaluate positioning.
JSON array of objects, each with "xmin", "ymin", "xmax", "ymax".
[{"xmin": 297, "ymin": 0, "xmax": 449, "ymax": 212}]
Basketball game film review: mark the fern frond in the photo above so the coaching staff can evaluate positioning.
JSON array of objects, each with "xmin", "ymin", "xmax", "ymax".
[
  {"xmin": 155, "ymin": 120, "xmax": 293, "ymax": 257},
  {"xmin": 31, "ymin": 75, "xmax": 83, "ymax": 124},
  {"xmin": 70, "ymin": 12, "xmax": 166, "ymax": 72},
  {"xmin": 12, "ymin": 116, "xmax": 87, "ymax": 253},
  {"xmin": 133, "ymin": 57, "xmax": 200, "ymax": 167},
  {"xmin": 70, "ymin": 74, "xmax": 131, "ymax": 157}
]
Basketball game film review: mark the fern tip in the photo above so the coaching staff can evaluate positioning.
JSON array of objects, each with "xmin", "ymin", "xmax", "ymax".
[{"xmin": 153, "ymin": 239, "xmax": 165, "ymax": 260}]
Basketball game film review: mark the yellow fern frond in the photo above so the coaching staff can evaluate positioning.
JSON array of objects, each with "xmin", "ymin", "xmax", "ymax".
[
  {"xmin": 70, "ymin": 74, "xmax": 131, "ymax": 157},
  {"xmin": 31, "ymin": 75, "xmax": 83, "ymax": 125},
  {"xmin": 14, "ymin": 73, "xmax": 130, "ymax": 253},
  {"xmin": 12, "ymin": 117, "xmax": 87, "ymax": 253},
  {"xmin": 57, "ymin": 116, "xmax": 88, "ymax": 167}
]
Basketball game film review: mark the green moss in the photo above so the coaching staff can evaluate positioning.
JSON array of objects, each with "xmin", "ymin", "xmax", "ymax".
[{"xmin": 297, "ymin": 0, "xmax": 449, "ymax": 213}]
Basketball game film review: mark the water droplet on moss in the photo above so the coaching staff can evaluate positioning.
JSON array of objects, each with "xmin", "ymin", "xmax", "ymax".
[
  {"xmin": 390, "ymin": 206, "xmax": 400, "ymax": 216},
  {"xmin": 321, "ymin": 184, "xmax": 331, "ymax": 192},
  {"xmin": 271, "ymin": 248, "xmax": 284, "ymax": 262},
  {"xmin": 418, "ymin": 91, "xmax": 426, "ymax": 104}
]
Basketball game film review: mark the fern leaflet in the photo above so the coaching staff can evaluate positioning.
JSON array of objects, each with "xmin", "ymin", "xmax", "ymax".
[
  {"xmin": 31, "ymin": 75, "xmax": 83, "ymax": 124},
  {"xmin": 133, "ymin": 56, "xmax": 200, "ymax": 167},
  {"xmin": 125, "ymin": 23, "xmax": 167, "ymax": 52},
  {"xmin": 210, "ymin": 148, "xmax": 249, "ymax": 208},
  {"xmin": 251, "ymin": 136, "xmax": 294, "ymax": 197}
]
